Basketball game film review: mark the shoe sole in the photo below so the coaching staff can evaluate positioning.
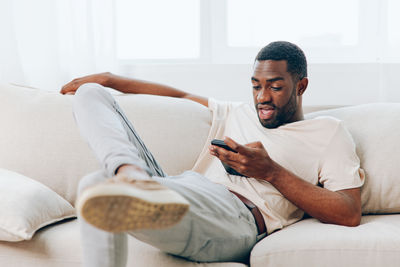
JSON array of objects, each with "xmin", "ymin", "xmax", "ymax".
[{"xmin": 77, "ymin": 181, "xmax": 189, "ymax": 232}]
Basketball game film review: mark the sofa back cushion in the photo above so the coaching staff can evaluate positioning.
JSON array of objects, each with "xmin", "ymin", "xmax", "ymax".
[
  {"xmin": 306, "ymin": 104, "xmax": 400, "ymax": 214},
  {"xmin": 0, "ymin": 83, "xmax": 211, "ymax": 205}
]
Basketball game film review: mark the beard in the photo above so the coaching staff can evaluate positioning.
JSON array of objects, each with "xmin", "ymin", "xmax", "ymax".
[{"xmin": 256, "ymin": 87, "xmax": 298, "ymax": 129}]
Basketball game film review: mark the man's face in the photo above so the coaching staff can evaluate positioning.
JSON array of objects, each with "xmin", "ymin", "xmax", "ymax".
[{"xmin": 252, "ymin": 60, "xmax": 302, "ymax": 129}]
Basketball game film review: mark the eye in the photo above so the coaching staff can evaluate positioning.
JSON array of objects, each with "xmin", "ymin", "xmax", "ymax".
[
  {"xmin": 271, "ymin": 87, "xmax": 282, "ymax": 91},
  {"xmin": 253, "ymin": 85, "xmax": 261, "ymax": 90}
]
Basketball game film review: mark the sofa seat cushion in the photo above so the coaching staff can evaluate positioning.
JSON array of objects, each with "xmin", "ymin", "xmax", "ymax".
[
  {"xmin": 0, "ymin": 219, "xmax": 247, "ymax": 267},
  {"xmin": 0, "ymin": 219, "xmax": 82, "ymax": 267},
  {"xmin": 306, "ymin": 104, "xmax": 400, "ymax": 214},
  {"xmin": 251, "ymin": 214, "xmax": 400, "ymax": 267}
]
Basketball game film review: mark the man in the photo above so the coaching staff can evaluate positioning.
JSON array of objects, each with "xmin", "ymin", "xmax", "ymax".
[{"xmin": 61, "ymin": 41, "xmax": 364, "ymax": 267}]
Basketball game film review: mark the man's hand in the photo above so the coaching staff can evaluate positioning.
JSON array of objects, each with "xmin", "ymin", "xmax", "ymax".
[
  {"xmin": 209, "ymin": 136, "xmax": 279, "ymax": 180},
  {"xmin": 60, "ymin": 72, "xmax": 113, "ymax": 95}
]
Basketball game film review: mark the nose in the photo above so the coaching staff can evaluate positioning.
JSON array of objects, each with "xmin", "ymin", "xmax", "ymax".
[{"xmin": 256, "ymin": 87, "xmax": 272, "ymax": 103}]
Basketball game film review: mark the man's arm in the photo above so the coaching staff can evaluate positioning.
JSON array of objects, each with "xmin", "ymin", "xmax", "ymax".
[
  {"xmin": 60, "ymin": 72, "xmax": 208, "ymax": 107},
  {"xmin": 209, "ymin": 137, "xmax": 361, "ymax": 227},
  {"xmin": 260, "ymin": 167, "xmax": 361, "ymax": 226}
]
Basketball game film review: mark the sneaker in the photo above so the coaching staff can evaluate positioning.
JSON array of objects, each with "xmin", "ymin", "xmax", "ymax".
[{"xmin": 76, "ymin": 175, "xmax": 190, "ymax": 232}]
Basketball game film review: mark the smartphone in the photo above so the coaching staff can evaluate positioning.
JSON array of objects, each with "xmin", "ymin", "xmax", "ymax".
[
  {"xmin": 211, "ymin": 139, "xmax": 237, "ymax": 153},
  {"xmin": 211, "ymin": 139, "xmax": 247, "ymax": 177}
]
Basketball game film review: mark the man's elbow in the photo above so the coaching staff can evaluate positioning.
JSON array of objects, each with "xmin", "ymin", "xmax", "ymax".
[
  {"xmin": 345, "ymin": 213, "xmax": 361, "ymax": 227},
  {"xmin": 335, "ymin": 188, "xmax": 362, "ymax": 227},
  {"xmin": 323, "ymin": 210, "xmax": 361, "ymax": 227},
  {"xmin": 337, "ymin": 210, "xmax": 361, "ymax": 227}
]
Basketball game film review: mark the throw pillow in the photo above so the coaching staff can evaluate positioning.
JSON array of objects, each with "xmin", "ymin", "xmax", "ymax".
[
  {"xmin": 0, "ymin": 168, "xmax": 76, "ymax": 241},
  {"xmin": 306, "ymin": 103, "xmax": 400, "ymax": 214}
]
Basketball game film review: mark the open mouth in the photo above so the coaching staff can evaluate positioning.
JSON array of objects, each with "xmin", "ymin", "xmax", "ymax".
[{"xmin": 257, "ymin": 105, "xmax": 275, "ymax": 120}]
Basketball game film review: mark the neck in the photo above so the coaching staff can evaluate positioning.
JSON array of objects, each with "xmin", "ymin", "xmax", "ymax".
[
  {"xmin": 294, "ymin": 98, "xmax": 304, "ymax": 121},
  {"xmin": 287, "ymin": 109, "xmax": 304, "ymax": 124}
]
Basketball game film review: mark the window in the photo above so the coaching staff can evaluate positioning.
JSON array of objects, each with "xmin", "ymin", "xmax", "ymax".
[
  {"xmin": 388, "ymin": 0, "xmax": 400, "ymax": 47},
  {"xmin": 227, "ymin": 0, "xmax": 359, "ymax": 47},
  {"xmin": 115, "ymin": 0, "xmax": 200, "ymax": 61},
  {"xmin": 115, "ymin": 0, "xmax": 400, "ymax": 63}
]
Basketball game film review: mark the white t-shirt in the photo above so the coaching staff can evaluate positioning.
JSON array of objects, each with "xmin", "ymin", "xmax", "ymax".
[{"xmin": 192, "ymin": 99, "xmax": 365, "ymax": 234}]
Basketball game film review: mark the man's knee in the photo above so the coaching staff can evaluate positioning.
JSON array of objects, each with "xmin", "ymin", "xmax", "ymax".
[
  {"xmin": 78, "ymin": 170, "xmax": 107, "ymax": 195},
  {"xmin": 73, "ymin": 83, "xmax": 113, "ymax": 109}
]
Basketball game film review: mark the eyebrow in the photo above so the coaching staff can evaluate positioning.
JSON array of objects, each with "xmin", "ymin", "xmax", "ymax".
[{"xmin": 251, "ymin": 77, "xmax": 284, "ymax": 82}]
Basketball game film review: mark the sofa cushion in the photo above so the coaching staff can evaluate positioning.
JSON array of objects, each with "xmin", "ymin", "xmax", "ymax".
[
  {"xmin": 251, "ymin": 215, "xmax": 400, "ymax": 267},
  {"xmin": 0, "ymin": 169, "xmax": 75, "ymax": 241},
  {"xmin": 0, "ymin": 83, "xmax": 211, "ymax": 205},
  {"xmin": 0, "ymin": 219, "xmax": 247, "ymax": 267},
  {"xmin": 306, "ymin": 104, "xmax": 400, "ymax": 214}
]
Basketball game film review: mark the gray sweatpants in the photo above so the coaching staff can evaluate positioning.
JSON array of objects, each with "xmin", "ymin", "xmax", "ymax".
[{"xmin": 73, "ymin": 83, "xmax": 261, "ymax": 267}]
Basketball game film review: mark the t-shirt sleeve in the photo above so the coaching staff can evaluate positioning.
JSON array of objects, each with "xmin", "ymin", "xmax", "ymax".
[
  {"xmin": 318, "ymin": 121, "xmax": 365, "ymax": 191},
  {"xmin": 207, "ymin": 98, "xmax": 243, "ymax": 137},
  {"xmin": 208, "ymin": 98, "xmax": 242, "ymax": 121}
]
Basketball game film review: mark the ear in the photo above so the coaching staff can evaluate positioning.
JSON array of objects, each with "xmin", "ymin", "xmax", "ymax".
[{"xmin": 296, "ymin": 77, "xmax": 308, "ymax": 96}]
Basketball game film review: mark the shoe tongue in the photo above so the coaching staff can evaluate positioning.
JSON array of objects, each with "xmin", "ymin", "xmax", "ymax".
[
  {"xmin": 108, "ymin": 176, "xmax": 166, "ymax": 190},
  {"xmin": 112, "ymin": 171, "xmax": 151, "ymax": 183}
]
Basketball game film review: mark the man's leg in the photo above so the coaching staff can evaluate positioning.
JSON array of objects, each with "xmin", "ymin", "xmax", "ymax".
[
  {"xmin": 73, "ymin": 83, "xmax": 181, "ymax": 267},
  {"xmin": 78, "ymin": 171, "xmax": 259, "ymax": 264},
  {"xmin": 78, "ymin": 170, "xmax": 128, "ymax": 267},
  {"xmin": 72, "ymin": 82, "xmax": 166, "ymax": 179},
  {"xmin": 130, "ymin": 171, "xmax": 260, "ymax": 263}
]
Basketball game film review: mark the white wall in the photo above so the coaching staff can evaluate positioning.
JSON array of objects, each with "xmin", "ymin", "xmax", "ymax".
[{"xmin": 120, "ymin": 63, "xmax": 400, "ymax": 106}]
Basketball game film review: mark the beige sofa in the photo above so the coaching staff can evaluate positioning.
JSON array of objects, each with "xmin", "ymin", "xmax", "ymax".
[{"xmin": 0, "ymin": 83, "xmax": 399, "ymax": 267}]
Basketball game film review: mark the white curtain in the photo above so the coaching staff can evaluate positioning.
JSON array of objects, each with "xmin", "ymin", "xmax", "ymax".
[{"xmin": 0, "ymin": 0, "xmax": 116, "ymax": 91}]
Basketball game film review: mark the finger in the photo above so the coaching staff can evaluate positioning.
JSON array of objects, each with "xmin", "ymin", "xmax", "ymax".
[
  {"xmin": 223, "ymin": 136, "xmax": 239, "ymax": 150},
  {"xmin": 209, "ymin": 144, "xmax": 248, "ymax": 174},
  {"xmin": 217, "ymin": 147, "xmax": 237, "ymax": 160},
  {"xmin": 61, "ymin": 79, "xmax": 81, "ymax": 94},
  {"xmin": 210, "ymin": 144, "xmax": 238, "ymax": 161},
  {"xmin": 61, "ymin": 88, "xmax": 76, "ymax": 95},
  {"xmin": 220, "ymin": 157, "xmax": 244, "ymax": 173},
  {"xmin": 209, "ymin": 145, "xmax": 218, "ymax": 156},
  {"xmin": 60, "ymin": 86, "xmax": 67, "ymax": 94},
  {"xmin": 60, "ymin": 83, "xmax": 73, "ymax": 94},
  {"xmin": 222, "ymin": 156, "xmax": 241, "ymax": 166},
  {"xmin": 224, "ymin": 136, "xmax": 252, "ymax": 156},
  {"xmin": 209, "ymin": 143, "xmax": 233, "ymax": 157},
  {"xmin": 209, "ymin": 145, "xmax": 228, "ymax": 158},
  {"xmin": 245, "ymin": 141, "xmax": 264, "ymax": 149}
]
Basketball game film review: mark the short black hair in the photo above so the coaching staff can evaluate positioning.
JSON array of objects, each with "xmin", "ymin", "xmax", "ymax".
[{"xmin": 255, "ymin": 41, "xmax": 307, "ymax": 80}]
